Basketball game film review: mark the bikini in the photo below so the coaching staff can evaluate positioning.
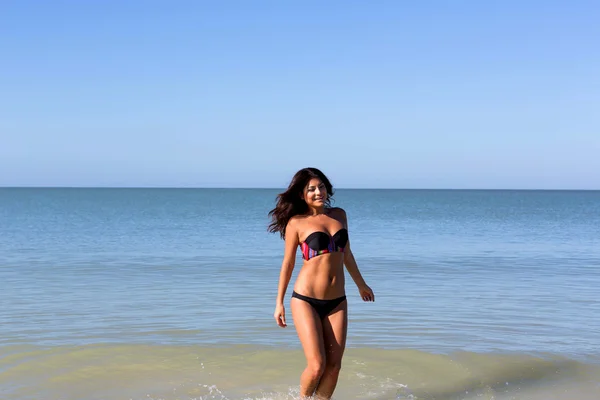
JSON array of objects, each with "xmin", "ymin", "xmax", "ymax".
[
  {"xmin": 300, "ymin": 228, "xmax": 348, "ymax": 261},
  {"xmin": 291, "ymin": 228, "xmax": 349, "ymax": 319}
]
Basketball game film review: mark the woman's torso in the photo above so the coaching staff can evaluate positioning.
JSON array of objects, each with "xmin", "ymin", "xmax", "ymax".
[{"xmin": 292, "ymin": 209, "xmax": 347, "ymax": 299}]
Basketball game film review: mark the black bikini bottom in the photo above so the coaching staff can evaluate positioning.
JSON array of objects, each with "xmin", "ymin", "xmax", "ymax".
[{"xmin": 292, "ymin": 291, "xmax": 347, "ymax": 319}]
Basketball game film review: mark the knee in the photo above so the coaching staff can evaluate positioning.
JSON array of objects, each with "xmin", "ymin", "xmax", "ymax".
[
  {"xmin": 324, "ymin": 359, "xmax": 342, "ymax": 376},
  {"xmin": 306, "ymin": 359, "xmax": 326, "ymax": 381}
]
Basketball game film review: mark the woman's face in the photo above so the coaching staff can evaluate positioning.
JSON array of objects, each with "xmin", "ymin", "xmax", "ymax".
[{"xmin": 302, "ymin": 178, "xmax": 327, "ymax": 208}]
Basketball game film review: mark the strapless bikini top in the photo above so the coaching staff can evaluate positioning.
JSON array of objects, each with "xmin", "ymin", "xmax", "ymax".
[{"xmin": 300, "ymin": 228, "xmax": 348, "ymax": 261}]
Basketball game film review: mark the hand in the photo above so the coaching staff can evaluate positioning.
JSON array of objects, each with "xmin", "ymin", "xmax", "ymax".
[
  {"xmin": 274, "ymin": 303, "xmax": 287, "ymax": 327},
  {"xmin": 359, "ymin": 284, "xmax": 374, "ymax": 302}
]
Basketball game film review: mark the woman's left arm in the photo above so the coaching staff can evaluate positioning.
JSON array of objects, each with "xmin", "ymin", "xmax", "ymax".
[{"xmin": 339, "ymin": 208, "xmax": 375, "ymax": 302}]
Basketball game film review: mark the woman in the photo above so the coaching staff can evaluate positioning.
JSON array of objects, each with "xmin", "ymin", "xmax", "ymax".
[{"xmin": 268, "ymin": 167, "xmax": 374, "ymax": 399}]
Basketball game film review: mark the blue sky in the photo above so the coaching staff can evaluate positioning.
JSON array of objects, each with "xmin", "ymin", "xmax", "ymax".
[{"xmin": 1, "ymin": 1, "xmax": 598, "ymax": 189}]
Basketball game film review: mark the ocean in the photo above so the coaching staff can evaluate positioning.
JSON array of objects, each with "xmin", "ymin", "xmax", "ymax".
[{"xmin": 1, "ymin": 188, "xmax": 599, "ymax": 399}]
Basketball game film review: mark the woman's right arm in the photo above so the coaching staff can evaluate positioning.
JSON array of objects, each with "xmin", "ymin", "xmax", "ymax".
[{"xmin": 274, "ymin": 219, "xmax": 299, "ymax": 327}]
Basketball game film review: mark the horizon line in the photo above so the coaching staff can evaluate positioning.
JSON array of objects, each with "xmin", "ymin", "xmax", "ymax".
[{"xmin": 1, "ymin": 186, "xmax": 598, "ymax": 191}]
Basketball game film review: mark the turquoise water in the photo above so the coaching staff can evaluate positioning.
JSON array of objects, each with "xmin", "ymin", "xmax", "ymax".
[
  {"xmin": 1, "ymin": 188, "xmax": 599, "ymax": 399},
  {"xmin": 1, "ymin": 188, "xmax": 600, "ymax": 354}
]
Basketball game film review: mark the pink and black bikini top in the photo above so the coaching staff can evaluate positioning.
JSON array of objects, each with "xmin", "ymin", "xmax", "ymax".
[{"xmin": 300, "ymin": 228, "xmax": 348, "ymax": 261}]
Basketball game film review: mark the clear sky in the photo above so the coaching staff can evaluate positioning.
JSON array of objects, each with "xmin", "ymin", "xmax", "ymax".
[{"xmin": 1, "ymin": 1, "xmax": 599, "ymax": 189}]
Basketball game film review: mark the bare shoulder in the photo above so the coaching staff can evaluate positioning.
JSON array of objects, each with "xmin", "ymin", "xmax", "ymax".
[
  {"xmin": 328, "ymin": 207, "xmax": 348, "ymax": 223},
  {"xmin": 287, "ymin": 215, "xmax": 301, "ymax": 229},
  {"xmin": 284, "ymin": 216, "xmax": 302, "ymax": 242},
  {"xmin": 287, "ymin": 215, "xmax": 305, "ymax": 233}
]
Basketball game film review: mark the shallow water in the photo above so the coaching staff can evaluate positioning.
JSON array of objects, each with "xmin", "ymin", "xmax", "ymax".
[{"xmin": 2, "ymin": 344, "xmax": 599, "ymax": 400}]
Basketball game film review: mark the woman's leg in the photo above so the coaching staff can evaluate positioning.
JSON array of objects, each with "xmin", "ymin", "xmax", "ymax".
[
  {"xmin": 291, "ymin": 296, "xmax": 326, "ymax": 398},
  {"xmin": 314, "ymin": 299, "xmax": 348, "ymax": 399}
]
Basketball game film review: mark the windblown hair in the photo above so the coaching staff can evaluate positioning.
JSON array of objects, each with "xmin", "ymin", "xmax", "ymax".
[{"xmin": 268, "ymin": 167, "xmax": 335, "ymax": 239}]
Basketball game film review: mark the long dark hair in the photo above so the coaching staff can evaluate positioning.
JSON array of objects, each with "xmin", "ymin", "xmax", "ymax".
[{"xmin": 268, "ymin": 167, "xmax": 335, "ymax": 239}]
